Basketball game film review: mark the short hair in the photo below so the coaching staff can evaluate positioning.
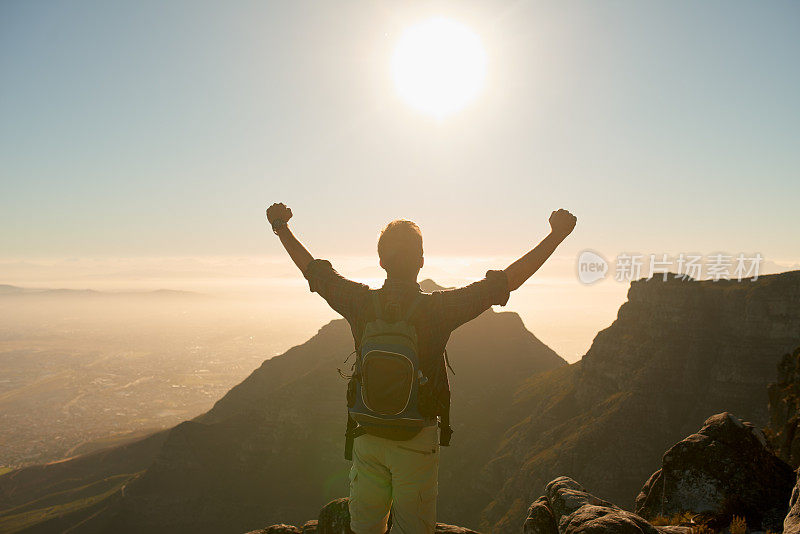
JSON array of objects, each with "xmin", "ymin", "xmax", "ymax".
[{"xmin": 378, "ymin": 220, "xmax": 423, "ymax": 275}]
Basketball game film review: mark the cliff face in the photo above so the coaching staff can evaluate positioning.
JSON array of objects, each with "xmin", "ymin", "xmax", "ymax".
[
  {"xmin": 481, "ymin": 272, "xmax": 800, "ymax": 532},
  {"xmin": 767, "ymin": 346, "xmax": 800, "ymax": 468}
]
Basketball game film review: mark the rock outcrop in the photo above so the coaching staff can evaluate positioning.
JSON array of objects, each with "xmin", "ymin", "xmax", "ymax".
[
  {"xmin": 482, "ymin": 271, "xmax": 800, "ymax": 532},
  {"xmin": 767, "ymin": 346, "xmax": 800, "ymax": 468},
  {"xmin": 524, "ymin": 477, "xmax": 668, "ymax": 534},
  {"xmin": 634, "ymin": 412, "xmax": 793, "ymax": 532},
  {"xmin": 316, "ymin": 498, "xmax": 350, "ymax": 534}
]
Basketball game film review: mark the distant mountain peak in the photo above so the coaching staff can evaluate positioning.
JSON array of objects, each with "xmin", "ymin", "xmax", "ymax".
[
  {"xmin": 419, "ymin": 279, "xmax": 450, "ymax": 292},
  {"xmin": 0, "ymin": 284, "xmax": 206, "ymax": 298}
]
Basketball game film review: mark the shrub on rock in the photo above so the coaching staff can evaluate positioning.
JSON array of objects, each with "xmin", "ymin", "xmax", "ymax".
[{"xmin": 245, "ymin": 525, "xmax": 301, "ymax": 534}]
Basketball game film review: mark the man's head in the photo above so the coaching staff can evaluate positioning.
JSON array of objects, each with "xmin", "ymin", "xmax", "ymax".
[{"xmin": 378, "ymin": 220, "xmax": 424, "ymax": 280}]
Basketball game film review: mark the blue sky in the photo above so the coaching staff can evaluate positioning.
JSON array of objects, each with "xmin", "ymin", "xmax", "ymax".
[{"xmin": 2, "ymin": 0, "xmax": 798, "ymax": 262}]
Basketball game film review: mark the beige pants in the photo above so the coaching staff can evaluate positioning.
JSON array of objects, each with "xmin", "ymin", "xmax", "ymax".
[{"xmin": 348, "ymin": 425, "xmax": 440, "ymax": 534}]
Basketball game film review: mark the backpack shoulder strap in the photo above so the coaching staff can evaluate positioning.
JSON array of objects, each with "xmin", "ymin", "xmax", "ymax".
[
  {"xmin": 402, "ymin": 293, "xmax": 423, "ymax": 322},
  {"xmin": 371, "ymin": 291, "xmax": 383, "ymax": 320}
]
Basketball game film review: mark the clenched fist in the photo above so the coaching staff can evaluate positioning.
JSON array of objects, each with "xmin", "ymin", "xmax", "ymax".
[
  {"xmin": 549, "ymin": 209, "xmax": 577, "ymax": 239},
  {"xmin": 266, "ymin": 203, "xmax": 292, "ymax": 226}
]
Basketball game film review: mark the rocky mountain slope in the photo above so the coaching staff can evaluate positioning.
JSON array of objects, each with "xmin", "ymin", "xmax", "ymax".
[
  {"xmin": 480, "ymin": 271, "xmax": 800, "ymax": 532},
  {"xmin": 0, "ymin": 280, "xmax": 565, "ymax": 533},
  {"xmin": 767, "ymin": 346, "xmax": 800, "ymax": 468},
  {"xmin": 768, "ymin": 346, "xmax": 800, "ymax": 534}
]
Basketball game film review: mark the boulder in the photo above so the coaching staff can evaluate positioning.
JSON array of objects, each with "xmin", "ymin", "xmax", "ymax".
[
  {"xmin": 245, "ymin": 525, "xmax": 301, "ymax": 534},
  {"xmin": 318, "ymin": 498, "xmax": 351, "ymax": 534},
  {"xmin": 524, "ymin": 496, "xmax": 558, "ymax": 534},
  {"xmin": 634, "ymin": 412, "xmax": 794, "ymax": 532},
  {"xmin": 524, "ymin": 476, "xmax": 660, "ymax": 534},
  {"xmin": 433, "ymin": 525, "xmax": 481, "ymax": 533}
]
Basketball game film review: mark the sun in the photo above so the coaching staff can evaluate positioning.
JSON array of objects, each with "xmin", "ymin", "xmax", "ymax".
[{"xmin": 391, "ymin": 17, "xmax": 487, "ymax": 118}]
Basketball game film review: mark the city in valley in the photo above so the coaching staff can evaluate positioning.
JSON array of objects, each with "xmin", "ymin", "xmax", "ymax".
[{"xmin": 0, "ymin": 286, "xmax": 322, "ymax": 470}]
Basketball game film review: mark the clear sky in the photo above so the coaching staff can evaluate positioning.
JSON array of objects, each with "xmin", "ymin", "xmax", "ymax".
[{"xmin": 2, "ymin": 0, "xmax": 799, "ymax": 263}]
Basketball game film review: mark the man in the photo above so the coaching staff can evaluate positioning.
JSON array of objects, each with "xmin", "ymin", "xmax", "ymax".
[{"xmin": 266, "ymin": 203, "xmax": 576, "ymax": 534}]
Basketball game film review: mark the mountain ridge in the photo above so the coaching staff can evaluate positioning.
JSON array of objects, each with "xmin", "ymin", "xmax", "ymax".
[{"xmin": 0, "ymin": 284, "xmax": 207, "ymax": 298}]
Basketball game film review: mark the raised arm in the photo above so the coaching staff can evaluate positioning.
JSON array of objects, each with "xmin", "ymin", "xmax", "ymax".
[
  {"xmin": 266, "ymin": 202, "xmax": 313, "ymax": 274},
  {"xmin": 503, "ymin": 209, "xmax": 577, "ymax": 291},
  {"xmin": 266, "ymin": 202, "xmax": 370, "ymax": 322}
]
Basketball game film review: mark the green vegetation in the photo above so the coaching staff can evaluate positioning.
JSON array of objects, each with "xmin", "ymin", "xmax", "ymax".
[
  {"xmin": 728, "ymin": 516, "xmax": 747, "ymax": 534},
  {"xmin": 0, "ymin": 473, "xmax": 138, "ymax": 532},
  {"xmin": 650, "ymin": 511, "xmax": 695, "ymax": 526},
  {"xmin": 649, "ymin": 512, "xmax": 752, "ymax": 534}
]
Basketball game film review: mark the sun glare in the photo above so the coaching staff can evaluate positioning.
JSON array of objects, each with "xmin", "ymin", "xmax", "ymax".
[{"xmin": 391, "ymin": 17, "xmax": 487, "ymax": 118}]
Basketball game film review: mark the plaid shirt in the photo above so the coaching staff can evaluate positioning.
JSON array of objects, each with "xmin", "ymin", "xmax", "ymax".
[{"xmin": 304, "ymin": 259, "xmax": 511, "ymax": 371}]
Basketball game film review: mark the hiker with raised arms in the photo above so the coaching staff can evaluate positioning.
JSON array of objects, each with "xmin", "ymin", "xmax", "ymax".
[{"xmin": 267, "ymin": 203, "xmax": 576, "ymax": 534}]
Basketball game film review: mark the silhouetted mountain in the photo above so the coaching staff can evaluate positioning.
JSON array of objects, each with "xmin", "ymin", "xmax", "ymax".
[
  {"xmin": 480, "ymin": 271, "xmax": 800, "ymax": 532},
  {"xmin": 0, "ymin": 284, "xmax": 206, "ymax": 298},
  {"xmin": 0, "ymin": 296, "xmax": 564, "ymax": 533},
  {"xmin": 0, "ymin": 285, "xmax": 25, "ymax": 294},
  {"xmin": 420, "ymin": 279, "xmax": 450, "ymax": 291}
]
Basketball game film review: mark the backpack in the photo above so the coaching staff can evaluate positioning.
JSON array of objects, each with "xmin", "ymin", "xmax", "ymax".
[{"xmin": 343, "ymin": 291, "xmax": 453, "ymax": 460}]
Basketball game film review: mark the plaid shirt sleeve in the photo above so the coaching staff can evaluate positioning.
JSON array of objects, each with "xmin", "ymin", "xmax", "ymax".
[
  {"xmin": 304, "ymin": 259, "xmax": 370, "ymax": 324},
  {"xmin": 433, "ymin": 270, "xmax": 511, "ymax": 332}
]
